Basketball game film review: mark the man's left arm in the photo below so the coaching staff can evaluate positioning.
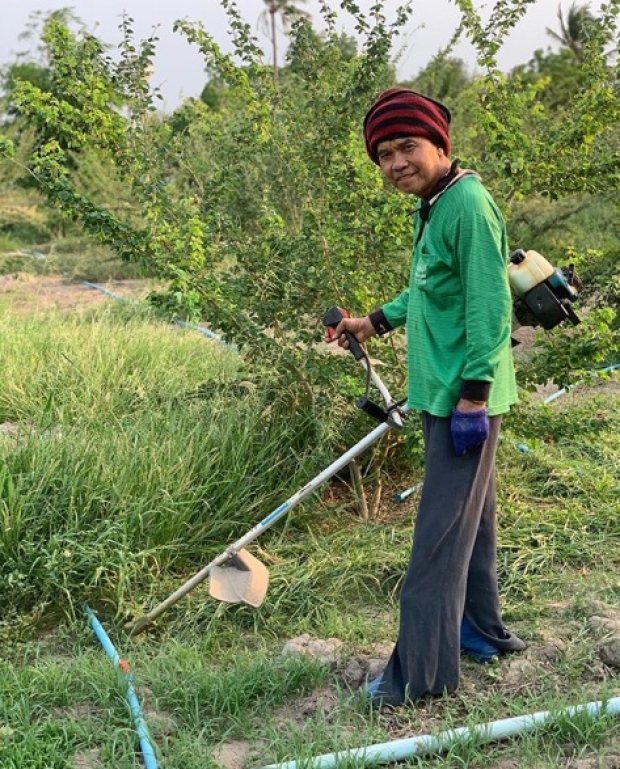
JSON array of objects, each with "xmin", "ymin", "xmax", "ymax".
[{"xmin": 453, "ymin": 208, "xmax": 512, "ymax": 406}]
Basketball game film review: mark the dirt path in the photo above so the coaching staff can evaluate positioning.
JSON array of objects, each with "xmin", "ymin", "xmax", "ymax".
[{"xmin": 0, "ymin": 274, "xmax": 152, "ymax": 314}]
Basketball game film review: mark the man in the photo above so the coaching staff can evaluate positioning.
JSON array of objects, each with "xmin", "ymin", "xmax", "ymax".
[{"xmin": 327, "ymin": 88, "xmax": 526, "ymax": 707}]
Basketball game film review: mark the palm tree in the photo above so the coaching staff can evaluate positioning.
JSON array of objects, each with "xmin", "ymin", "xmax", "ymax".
[
  {"xmin": 259, "ymin": 0, "xmax": 310, "ymax": 84},
  {"xmin": 546, "ymin": 2, "xmax": 597, "ymax": 61}
]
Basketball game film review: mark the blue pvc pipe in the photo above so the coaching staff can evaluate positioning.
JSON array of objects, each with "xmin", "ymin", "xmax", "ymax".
[
  {"xmin": 82, "ymin": 281, "xmax": 126, "ymax": 301},
  {"xmin": 173, "ymin": 318, "xmax": 237, "ymax": 349},
  {"xmin": 263, "ymin": 695, "xmax": 620, "ymax": 769},
  {"xmin": 82, "ymin": 281, "xmax": 236, "ymax": 349},
  {"xmin": 492, "ymin": 364, "xmax": 620, "ymax": 464},
  {"xmin": 84, "ymin": 605, "xmax": 158, "ymax": 769},
  {"xmin": 543, "ymin": 363, "xmax": 620, "ymax": 404}
]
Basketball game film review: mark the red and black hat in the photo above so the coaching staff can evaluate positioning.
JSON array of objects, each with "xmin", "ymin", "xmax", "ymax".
[{"xmin": 363, "ymin": 88, "xmax": 452, "ymax": 164}]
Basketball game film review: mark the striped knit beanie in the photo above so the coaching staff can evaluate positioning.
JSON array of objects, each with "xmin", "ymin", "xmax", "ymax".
[{"xmin": 363, "ymin": 88, "xmax": 452, "ymax": 164}]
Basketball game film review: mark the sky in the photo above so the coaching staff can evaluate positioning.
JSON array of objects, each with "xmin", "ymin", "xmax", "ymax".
[{"xmin": 0, "ymin": 0, "xmax": 605, "ymax": 111}]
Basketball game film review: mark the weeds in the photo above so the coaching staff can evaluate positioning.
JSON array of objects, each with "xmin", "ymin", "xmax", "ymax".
[
  {"xmin": 0, "ymin": 299, "xmax": 619, "ymax": 768},
  {"xmin": 0, "ymin": 305, "xmax": 338, "ymax": 617}
]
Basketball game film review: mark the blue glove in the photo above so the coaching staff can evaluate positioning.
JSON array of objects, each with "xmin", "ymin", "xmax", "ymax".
[{"xmin": 450, "ymin": 407, "xmax": 489, "ymax": 456}]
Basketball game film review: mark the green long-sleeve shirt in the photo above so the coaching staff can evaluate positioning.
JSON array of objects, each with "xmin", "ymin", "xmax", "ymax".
[{"xmin": 382, "ymin": 174, "xmax": 517, "ymax": 417}]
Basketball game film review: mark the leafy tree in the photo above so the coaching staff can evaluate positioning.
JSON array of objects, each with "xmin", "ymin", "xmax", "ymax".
[
  {"xmin": 2, "ymin": 0, "xmax": 620, "ymax": 415},
  {"xmin": 510, "ymin": 48, "xmax": 590, "ymax": 110},
  {"xmin": 546, "ymin": 1, "xmax": 597, "ymax": 60},
  {"xmin": 286, "ymin": 29, "xmax": 358, "ymax": 74},
  {"xmin": 0, "ymin": 62, "xmax": 51, "ymax": 123},
  {"xmin": 0, "ymin": 8, "xmax": 85, "ymax": 121},
  {"xmin": 199, "ymin": 70, "xmax": 229, "ymax": 110},
  {"xmin": 258, "ymin": 0, "xmax": 310, "ymax": 84},
  {"xmin": 401, "ymin": 56, "xmax": 471, "ymax": 103},
  {"xmin": 450, "ymin": 0, "xmax": 620, "ymax": 201}
]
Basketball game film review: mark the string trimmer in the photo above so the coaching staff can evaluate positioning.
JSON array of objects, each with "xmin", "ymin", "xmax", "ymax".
[{"xmin": 127, "ymin": 307, "xmax": 407, "ymax": 636}]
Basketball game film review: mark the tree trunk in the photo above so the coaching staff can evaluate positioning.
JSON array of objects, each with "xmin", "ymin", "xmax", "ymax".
[{"xmin": 270, "ymin": 5, "xmax": 278, "ymax": 85}]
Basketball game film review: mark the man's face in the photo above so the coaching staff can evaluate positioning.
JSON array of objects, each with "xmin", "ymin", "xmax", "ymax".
[{"xmin": 376, "ymin": 136, "xmax": 447, "ymax": 198}]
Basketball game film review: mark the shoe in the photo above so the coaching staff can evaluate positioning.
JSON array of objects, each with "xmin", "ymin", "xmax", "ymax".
[{"xmin": 460, "ymin": 616, "xmax": 499, "ymax": 663}]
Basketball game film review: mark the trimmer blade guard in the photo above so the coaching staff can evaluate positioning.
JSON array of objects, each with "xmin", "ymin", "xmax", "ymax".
[{"xmin": 209, "ymin": 548, "xmax": 269, "ymax": 607}]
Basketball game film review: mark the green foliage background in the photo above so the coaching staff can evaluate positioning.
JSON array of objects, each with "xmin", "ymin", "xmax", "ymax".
[{"xmin": 0, "ymin": 0, "xmax": 618, "ymax": 391}]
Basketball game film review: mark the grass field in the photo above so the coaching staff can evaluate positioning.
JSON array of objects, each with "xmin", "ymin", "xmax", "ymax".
[{"xmin": 0, "ymin": 275, "xmax": 619, "ymax": 769}]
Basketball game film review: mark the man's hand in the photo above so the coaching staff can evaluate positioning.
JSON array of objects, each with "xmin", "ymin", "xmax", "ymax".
[
  {"xmin": 325, "ymin": 315, "xmax": 376, "ymax": 349},
  {"xmin": 450, "ymin": 402, "xmax": 489, "ymax": 456}
]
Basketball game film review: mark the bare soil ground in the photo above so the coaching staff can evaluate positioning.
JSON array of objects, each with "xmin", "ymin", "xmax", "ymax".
[{"xmin": 0, "ymin": 273, "xmax": 151, "ymax": 314}]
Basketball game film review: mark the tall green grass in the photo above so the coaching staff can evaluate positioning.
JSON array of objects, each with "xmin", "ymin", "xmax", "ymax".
[
  {"xmin": 1, "ymin": 299, "xmax": 620, "ymax": 768},
  {"xmin": 1, "ymin": 298, "xmax": 619, "ymax": 633},
  {"xmin": 0, "ymin": 305, "xmax": 336, "ymax": 620}
]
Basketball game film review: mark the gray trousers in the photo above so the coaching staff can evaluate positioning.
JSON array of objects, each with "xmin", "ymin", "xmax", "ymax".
[{"xmin": 377, "ymin": 412, "xmax": 525, "ymax": 706}]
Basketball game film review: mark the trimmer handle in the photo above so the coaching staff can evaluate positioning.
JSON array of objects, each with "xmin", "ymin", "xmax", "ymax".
[{"xmin": 322, "ymin": 306, "xmax": 366, "ymax": 361}]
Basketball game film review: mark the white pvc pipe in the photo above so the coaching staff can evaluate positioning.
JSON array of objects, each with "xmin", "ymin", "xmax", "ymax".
[{"xmin": 263, "ymin": 696, "xmax": 620, "ymax": 769}]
